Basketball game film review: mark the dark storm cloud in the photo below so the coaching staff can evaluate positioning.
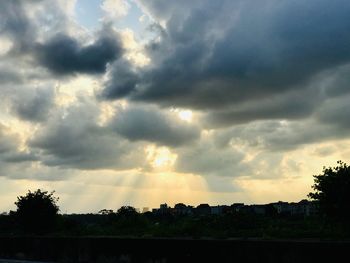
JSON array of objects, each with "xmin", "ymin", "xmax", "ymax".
[
  {"xmin": 111, "ymin": 105, "xmax": 200, "ymax": 147},
  {"xmin": 321, "ymin": 64, "xmax": 350, "ymax": 98},
  {"xmin": 35, "ymin": 32, "xmax": 123, "ymax": 75},
  {"xmin": 100, "ymin": 59, "xmax": 140, "ymax": 98},
  {"xmin": 103, "ymin": 0, "xmax": 350, "ymax": 116},
  {"xmin": 203, "ymin": 89, "xmax": 317, "ymax": 127}
]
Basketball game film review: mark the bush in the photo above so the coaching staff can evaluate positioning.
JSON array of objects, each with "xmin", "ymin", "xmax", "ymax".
[{"xmin": 15, "ymin": 189, "xmax": 59, "ymax": 234}]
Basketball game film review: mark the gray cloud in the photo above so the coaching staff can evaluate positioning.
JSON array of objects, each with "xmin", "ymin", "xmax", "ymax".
[
  {"xmin": 2, "ymin": 0, "xmax": 350, "ymax": 183},
  {"xmin": 111, "ymin": 105, "xmax": 200, "ymax": 147},
  {"xmin": 35, "ymin": 31, "xmax": 123, "ymax": 75},
  {"xmin": 101, "ymin": 59, "xmax": 140, "ymax": 98},
  {"xmin": 11, "ymin": 87, "xmax": 55, "ymax": 122},
  {"xmin": 0, "ymin": 127, "xmax": 18, "ymax": 155},
  {"xmin": 175, "ymin": 139, "xmax": 248, "ymax": 177},
  {"xmin": 0, "ymin": 0, "xmax": 37, "ymax": 52},
  {"xmin": 103, "ymin": 0, "xmax": 350, "ymax": 123},
  {"xmin": 0, "ymin": 70, "xmax": 23, "ymax": 85},
  {"xmin": 214, "ymin": 99, "xmax": 350, "ymax": 153},
  {"xmin": 29, "ymin": 98, "xmax": 146, "ymax": 170},
  {"xmin": 316, "ymin": 95, "xmax": 350, "ymax": 130},
  {"xmin": 203, "ymin": 89, "xmax": 317, "ymax": 127},
  {"xmin": 0, "ymin": 0, "xmax": 123, "ymax": 76},
  {"xmin": 0, "ymin": 124, "xmax": 37, "ymax": 176},
  {"xmin": 3, "ymin": 153, "xmax": 38, "ymax": 163}
]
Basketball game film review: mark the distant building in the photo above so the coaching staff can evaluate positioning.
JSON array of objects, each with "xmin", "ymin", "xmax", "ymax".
[
  {"xmin": 210, "ymin": 205, "xmax": 230, "ymax": 215},
  {"xmin": 251, "ymin": 205, "xmax": 266, "ymax": 215},
  {"xmin": 174, "ymin": 203, "xmax": 193, "ymax": 215},
  {"xmin": 231, "ymin": 203, "xmax": 245, "ymax": 212},
  {"xmin": 238, "ymin": 204, "xmax": 267, "ymax": 215},
  {"xmin": 290, "ymin": 200, "xmax": 318, "ymax": 217},
  {"xmin": 150, "ymin": 200, "xmax": 318, "ymax": 217},
  {"xmin": 272, "ymin": 201, "xmax": 292, "ymax": 215},
  {"xmin": 152, "ymin": 203, "xmax": 172, "ymax": 215},
  {"xmin": 160, "ymin": 203, "xmax": 168, "ymax": 210}
]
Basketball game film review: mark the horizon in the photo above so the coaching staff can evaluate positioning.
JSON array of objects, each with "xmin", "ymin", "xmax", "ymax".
[
  {"xmin": 1, "ymin": 0, "xmax": 350, "ymax": 214},
  {"xmin": 2, "ymin": 193, "xmax": 313, "ymax": 215}
]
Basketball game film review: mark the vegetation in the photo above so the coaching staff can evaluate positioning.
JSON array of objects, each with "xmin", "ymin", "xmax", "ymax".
[
  {"xmin": 309, "ymin": 161, "xmax": 350, "ymax": 220},
  {"xmin": 14, "ymin": 189, "xmax": 60, "ymax": 234},
  {"xmin": 0, "ymin": 161, "xmax": 350, "ymax": 238}
]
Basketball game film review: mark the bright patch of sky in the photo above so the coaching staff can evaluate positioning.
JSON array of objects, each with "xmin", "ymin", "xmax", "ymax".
[{"xmin": 75, "ymin": 0, "xmax": 145, "ymax": 35}]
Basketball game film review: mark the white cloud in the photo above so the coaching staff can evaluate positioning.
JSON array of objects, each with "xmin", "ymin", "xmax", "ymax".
[
  {"xmin": 0, "ymin": 37, "xmax": 12, "ymax": 56},
  {"xmin": 101, "ymin": 0, "xmax": 131, "ymax": 19}
]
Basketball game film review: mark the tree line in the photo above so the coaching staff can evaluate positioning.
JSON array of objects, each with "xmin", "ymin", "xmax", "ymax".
[{"xmin": 1, "ymin": 161, "xmax": 350, "ymax": 238}]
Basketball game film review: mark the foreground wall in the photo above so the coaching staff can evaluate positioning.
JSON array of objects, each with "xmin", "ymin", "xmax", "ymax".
[{"xmin": 0, "ymin": 237, "xmax": 349, "ymax": 263}]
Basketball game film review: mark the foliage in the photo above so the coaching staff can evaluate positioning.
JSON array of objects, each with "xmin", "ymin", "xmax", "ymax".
[
  {"xmin": 99, "ymin": 209, "xmax": 115, "ymax": 215},
  {"xmin": 14, "ymin": 189, "xmax": 59, "ymax": 234},
  {"xmin": 117, "ymin": 206, "xmax": 138, "ymax": 217},
  {"xmin": 308, "ymin": 161, "xmax": 350, "ymax": 219}
]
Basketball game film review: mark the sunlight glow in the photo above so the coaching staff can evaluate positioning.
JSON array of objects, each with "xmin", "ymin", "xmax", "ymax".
[
  {"xmin": 170, "ymin": 108, "xmax": 193, "ymax": 122},
  {"xmin": 146, "ymin": 145, "xmax": 177, "ymax": 170},
  {"xmin": 57, "ymin": 76, "xmax": 99, "ymax": 96},
  {"xmin": 120, "ymin": 29, "xmax": 151, "ymax": 67},
  {"xmin": 178, "ymin": 110, "xmax": 193, "ymax": 122},
  {"xmin": 98, "ymin": 102, "xmax": 116, "ymax": 126},
  {"xmin": 0, "ymin": 37, "xmax": 12, "ymax": 55}
]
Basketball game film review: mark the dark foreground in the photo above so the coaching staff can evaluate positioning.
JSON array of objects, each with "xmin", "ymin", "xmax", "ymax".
[{"xmin": 0, "ymin": 237, "xmax": 349, "ymax": 263}]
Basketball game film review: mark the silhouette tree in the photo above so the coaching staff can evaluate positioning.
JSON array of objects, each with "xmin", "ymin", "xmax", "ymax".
[
  {"xmin": 117, "ymin": 206, "xmax": 138, "ymax": 217},
  {"xmin": 98, "ymin": 209, "xmax": 115, "ymax": 215},
  {"xmin": 174, "ymin": 203, "xmax": 187, "ymax": 210},
  {"xmin": 15, "ymin": 189, "xmax": 59, "ymax": 234},
  {"xmin": 308, "ymin": 161, "xmax": 350, "ymax": 219}
]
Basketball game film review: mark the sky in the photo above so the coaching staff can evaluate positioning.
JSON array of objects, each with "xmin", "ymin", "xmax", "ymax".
[{"xmin": 0, "ymin": 0, "xmax": 350, "ymax": 213}]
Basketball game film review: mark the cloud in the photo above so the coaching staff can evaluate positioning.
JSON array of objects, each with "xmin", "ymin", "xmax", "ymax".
[
  {"xmin": 110, "ymin": 105, "xmax": 201, "ymax": 147},
  {"xmin": 100, "ymin": 59, "xmax": 140, "ymax": 98},
  {"xmin": 101, "ymin": 0, "xmax": 131, "ymax": 19},
  {"xmin": 175, "ymin": 134, "xmax": 249, "ymax": 177},
  {"xmin": 0, "ymin": 0, "xmax": 37, "ymax": 51},
  {"xmin": 203, "ymin": 89, "xmax": 317, "ymax": 127},
  {"xmin": 29, "ymin": 97, "xmax": 146, "ymax": 170},
  {"xmin": 214, "ymin": 104, "xmax": 350, "ymax": 153},
  {"xmin": 35, "ymin": 30, "xmax": 123, "ymax": 75},
  {"xmin": 0, "ymin": 69, "xmax": 23, "ymax": 85},
  {"xmin": 1, "ymin": 0, "xmax": 123, "ymax": 76},
  {"xmin": 102, "ymin": 0, "xmax": 350, "ymax": 121},
  {"xmin": 316, "ymin": 95, "xmax": 350, "ymax": 130},
  {"xmin": 1, "ymin": 0, "xmax": 350, "ymax": 187},
  {"xmin": 11, "ymin": 87, "xmax": 55, "ymax": 122},
  {"xmin": 0, "ymin": 0, "xmax": 72, "ymax": 53},
  {"xmin": 0, "ymin": 124, "xmax": 38, "ymax": 178}
]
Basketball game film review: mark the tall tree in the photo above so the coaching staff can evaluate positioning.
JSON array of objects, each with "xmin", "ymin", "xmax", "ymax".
[
  {"xmin": 308, "ymin": 161, "xmax": 350, "ymax": 219},
  {"xmin": 15, "ymin": 189, "xmax": 59, "ymax": 233}
]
